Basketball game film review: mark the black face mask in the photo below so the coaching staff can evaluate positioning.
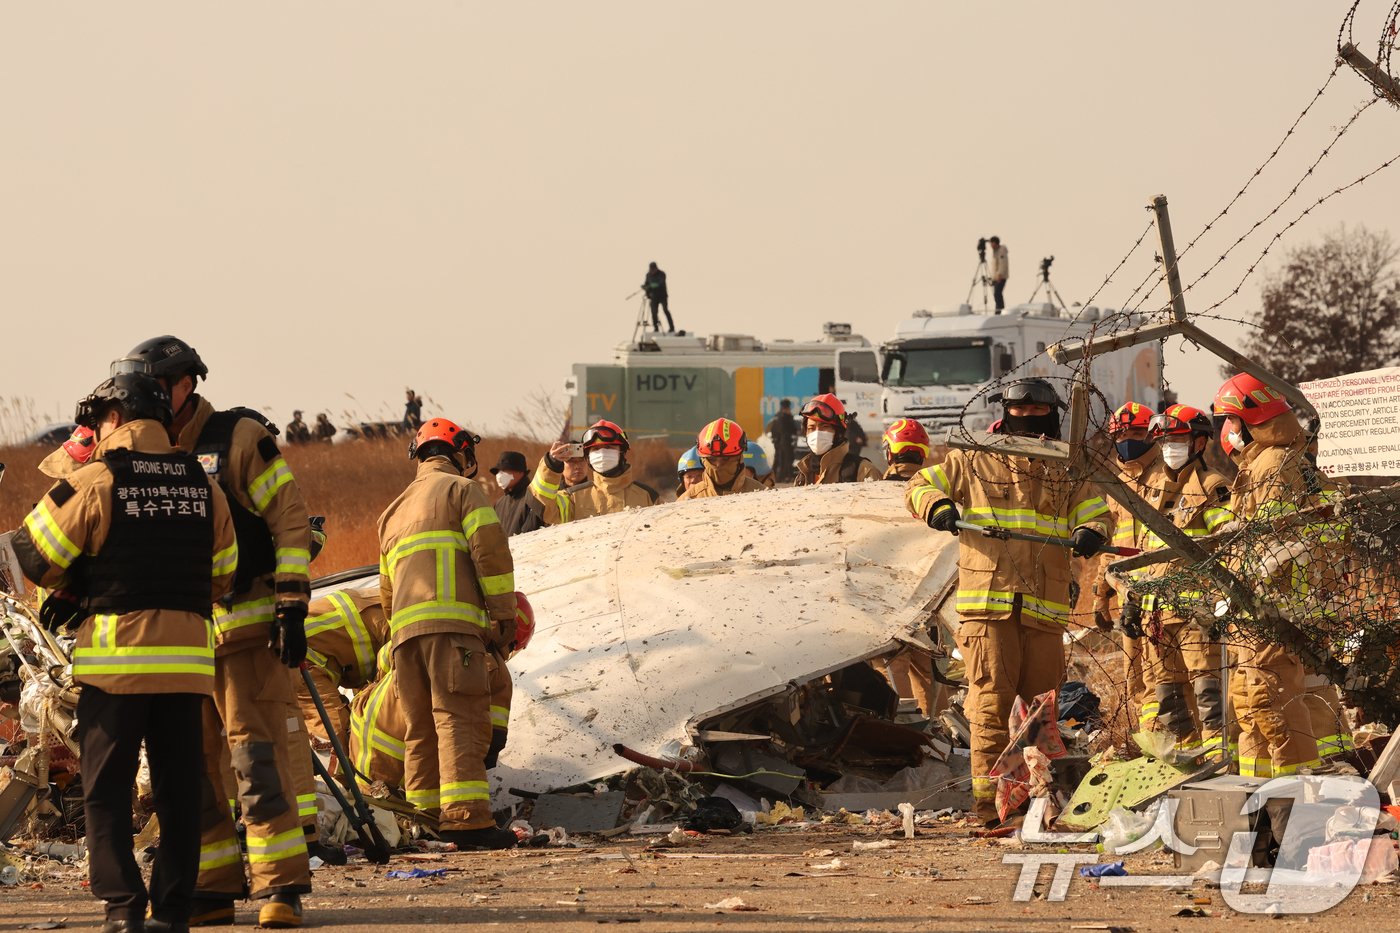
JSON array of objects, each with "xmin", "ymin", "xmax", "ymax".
[
  {"xmin": 1116, "ymin": 438, "xmax": 1154, "ymax": 462},
  {"xmin": 1002, "ymin": 411, "xmax": 1061, "ymax": 439}
]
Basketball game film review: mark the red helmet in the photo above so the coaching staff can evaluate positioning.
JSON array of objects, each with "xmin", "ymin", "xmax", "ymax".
[
  {"xmin": 581, "ymin": 419, "xmax": 629, "ymax": 451},
  {"xmin": 62, "ymin": 426, "xmax": 97, "ymax": 465},
  {"xmin": 800, "ymin": 393, "xmax": 847, "ymax": 427},
  {"xmin": 882, "ymin": 418, "xmax": 930, "ymax": 458},
  {"xmin": 408, "ymin": 417, "xmax": 479, "ymax": 460},
  {"xmin": 697, "ymin": 418, "xmax": 747, "ymax": 457},
  {"xmin": 511, "ymin": 592, "xmax": 535, "ymax": 655},
  {"xmin": 1108, "ymin": 401, "xmax": 1154, "ymax": 437},
  {"xmin": 1213, "ymin": 373, "xmax": 1290, "ymax": 426},
  {"xmin": 1219, "ymin": 430, "xmax": 1236, "ymax": 457},
  {"xmin": 1148, "ymin": 404, "xmax": 1213, "ymax": 440}
]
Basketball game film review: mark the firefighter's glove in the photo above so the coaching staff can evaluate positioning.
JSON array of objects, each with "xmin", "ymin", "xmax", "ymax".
[
  {"xmin": 39, "ymin": 591, "xmax": 84, "ymax": 633},
  {"xmin": 1070, "ymin": 527, "xmax": 1106, "ymax": 558},
  {"xmin": 927, "ymin": 502, "xmax": 960, "ymax": 534},
  {"xmin": 1093, "ymin": 609, "xmax": 1114, "ymax": 633},
  {"xmin": 1120, "ymin": 601, "xmax": 1144, "ymax": 639},
  {"xmin": 492, "ymin": 615, "xmax": 518, "ymax": 652},
  {"xmin": 271, "ymin": 601, "xmax": 309, "ymax": 668}
]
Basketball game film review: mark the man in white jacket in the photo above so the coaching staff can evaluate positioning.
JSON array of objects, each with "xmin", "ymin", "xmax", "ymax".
[{"xmin": 989, "ymin": 235, "xmax": 1010, "ymax": 312}]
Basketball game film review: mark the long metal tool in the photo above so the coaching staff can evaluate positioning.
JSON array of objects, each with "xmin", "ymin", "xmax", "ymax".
[
  {"xmin": 299, "ymin": 666, "xmax": 392, "ymax": 863},
  {"xmin": 953, "ymin": 520, "xmax": 1140, "ymax": 557}
]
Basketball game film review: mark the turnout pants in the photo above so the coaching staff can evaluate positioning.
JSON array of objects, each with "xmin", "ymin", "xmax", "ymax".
[
  {"xmin": 877, "ymin": 652, "xmax": 938, "ymax": 720},
  {"xmin": 1229, "ymin": 640, "xmax": 1320, "ymax": 778},
  {"xmin": 395, "ymin": 632, "xmax": 493, "ymax": 830},
  {"xmin": 485, "ymin": 650, "xmax": 512, "ymax": 769},
  {"xmin": 196, "ymin": 644, "xmax": 312, "ymax": 900},
  {"xmin": 955, "ymin": 606, "xmax": 1064, "ymax": 819},
  {"xmin": 1121, "ymin": 632, "xmax": 1160, "ymax": 731},
  {"xmin": 1145, "ymin": 621, "xmax": 1223, "ymax": 757},
  {"xmin": 1300, "ymin": 673, "xmax": 1353, "ymax": 759},
  {"xmin": 77, "ymin": 688, "xmax": 204, "ymax": 924},
  {"xmin": 296, "ymin": 662, "xmax": 351, "ymax": 752}
]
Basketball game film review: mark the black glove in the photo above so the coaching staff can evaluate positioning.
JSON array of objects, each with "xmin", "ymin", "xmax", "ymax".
[
  {"xmin": 271, "ymin": 601, "xmax": 308, "ymax": 668},
  {"xmin": 1120, "ymin": 601, "xmax": 1144, "ymax": 639},
  {"xmin": 1092, "ymin": 609, "xmax": 1114, "ymax": 633},
  {"xmin": 928, "ymin": 502, "xmax": 960, "ymax": 534},
  {"xmin": 1069, "ymin": 527, "xmax": 1105, "ymax": 558},
  {"xmin": 39, "ymin": 591, "xmax": 85, "ymax": 633}
]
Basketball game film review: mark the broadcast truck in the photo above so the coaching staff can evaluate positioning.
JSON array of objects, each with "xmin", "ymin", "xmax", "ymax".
[
  {"xmin": 876, "ymin": 303, "xmax": 1164, "ymax": 435},
  {"xmin": 564, "ymin": 324, "xmax": 883, "ymax": 449}
]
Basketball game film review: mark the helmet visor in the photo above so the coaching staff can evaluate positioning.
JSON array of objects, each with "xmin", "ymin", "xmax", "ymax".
[
  {"xmin": 582, "ymin": 424, "xmax": 627, "ymax": 448},
  {"xmin": 799, "ymin": 399, "xmax": 843, "ymax": 424},
  {"xmin": 991, "ymin": 380, "xmax": 1061, "ymax": 408},
  {"xmin": 110, "ymin": 357, "xmax": 154, "ymax": 377}
]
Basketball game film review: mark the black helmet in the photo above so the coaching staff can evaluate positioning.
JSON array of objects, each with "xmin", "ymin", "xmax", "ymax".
[
  {"xmin": 110, "ymin": 335, "xmax": 208, "ymax": 382},
  {"xmin": 75, "ymin": 373, "xmax": 173, "ymax": 428},
  {"xmin": 989, "ymin": 377, "xmax": 1063, "ymax": 410}
]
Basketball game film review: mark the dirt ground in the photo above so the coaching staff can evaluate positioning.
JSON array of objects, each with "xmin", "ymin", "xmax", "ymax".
[{"xmin": 5, "ymin": 820, "xmax": 1398, "ymax": 933}]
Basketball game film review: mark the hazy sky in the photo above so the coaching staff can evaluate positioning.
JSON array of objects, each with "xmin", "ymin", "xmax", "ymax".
[{"xmin": 3, "ymin": 2, "xmax": 1398, "ymax": 440}]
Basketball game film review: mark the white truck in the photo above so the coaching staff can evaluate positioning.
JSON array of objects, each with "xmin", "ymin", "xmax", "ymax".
[{"xmin": 867, "ymin": 303, "xmax": 1164, "ymax": 435}]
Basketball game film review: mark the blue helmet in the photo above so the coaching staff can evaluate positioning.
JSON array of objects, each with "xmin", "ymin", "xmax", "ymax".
[
  {"xmin": 677, "ymin": 445, "xmax": 703, "ymax": 475},
  {"xmin": 743, "ymin": 444, "xmax": 771, "ymax": 476}
]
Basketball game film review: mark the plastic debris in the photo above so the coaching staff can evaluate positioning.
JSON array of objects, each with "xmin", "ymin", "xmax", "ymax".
[
  {"xmin": 753, "ymin": 802, "xmax": 805, "ymax": 826},
  {"xmin": 385, "ymin": 868, "xmax": 449, "ymax": 880},
  {"xmin": 1099, "ymin": 806, "xmax": 1157, "ymax": 855},
  {"xmin": 682, "ymin": 796, "xmax": 744, "ymax": 833},
  {"xmin": 703, "ymin": 896, "xmax": 759, "ymax": 911},
  {"xmin": 898, "ymin": 802, "xmax": 915, "ymax": 838},
  {"xmin": 1078, "ymin": 860, "xmax": 1128, "ymax": 878},
  {"xmin": 1305, "ymin": 837, "xmax": 1399, "ymax": 884}
]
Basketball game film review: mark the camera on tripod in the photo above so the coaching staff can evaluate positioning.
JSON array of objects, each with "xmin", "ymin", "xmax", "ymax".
[
  {"xmin": 976, "ymin": 237, "xmax": 987, "ymax": 261},
  {"xmin": 1039, "ymin": 255, "xmax": 1054, "ymax": 280}
]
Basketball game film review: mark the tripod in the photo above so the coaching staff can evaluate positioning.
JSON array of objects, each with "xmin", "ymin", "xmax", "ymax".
[
  {"xmin": 630, "ymin": 292, "xmax": 654, "ymax": 347},
  {"xmin": 965, "ymin": 258, "xmax": 990, "ymax": 311},
  {"xmin": 1026, "ymin": 258, "xmax": 1069, "ymax": 313}
]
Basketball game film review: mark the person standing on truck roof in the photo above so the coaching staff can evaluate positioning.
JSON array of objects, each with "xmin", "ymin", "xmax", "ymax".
[
  {"xmin": 642, "ymin": 262, "xmax": 674, "ymax": 334},
  {"xmin": 767, "ymin": 399, "xmax": 798, "ymax": 483},
  {"xmin": 490, "ymin": 450, "xmax": 546, "ymax": 537},
  {"xmin": 988, "ymin": 236, "xmax": 1009, "ymax": 313},
  {"xmin": 1097, "ymin": 401, "xmax": 1165, "ymax": 735},
  {"xmin": 377, "ymin": 418, "xmax": 519, "ymax": 850},
  {"xmin": 13, "ymin": 373, "xmax": 238, "ymax": 933},
  {"xmin": 793, "ymin": 394, "xmax": 879, "ymax": 485},
  {"xmin": 110, "ymin": 335, "xmax": 318, "ymax": 928},
  {"xmin": 905, "ymin": 377, "xmax": 1109, "ymax": 825},
  {"xmin": 679, "ymin": 418, "xmax": 767, "ymax": 499},
  {"xmin": 882, "ymin": 419, "xmax": 931, "ymax": 481},
  {"xmin": 530, "ymin": 419, "xmax": 658, "ymax": 522}
]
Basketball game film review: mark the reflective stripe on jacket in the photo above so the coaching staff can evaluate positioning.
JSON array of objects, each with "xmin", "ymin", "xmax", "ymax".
[
  {"xmin": 906, "ymin": 447, "xmax": 1108, "ymax": 630},
  {"xmin": 14, "ymin": 420, "xmax": 237, "ymax": 695},
  {"xmin": 529, "ymin": 459, "xmax": 656, "ymax": 524},
  {"xmin": 305, "ymin": 588, "xmax": 389, "ymax": 688},
  {"xmin": 377, "ymin": 457, "xmax": 516, "ymax": 648}
]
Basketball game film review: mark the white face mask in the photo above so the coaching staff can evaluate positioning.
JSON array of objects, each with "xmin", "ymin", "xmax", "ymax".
[
  {"xmin": 495, "ymin": 471, "xmax": 516, "ymax": 490},
  {"xmin": 1160, "ymin": 441, "xmax": 1191, "ymax": 471},
  {"xmin": 588, "ymin": 448, "xmax": 622, "ymax": 473},
  {"xmin": 807, "ymin": 429, "xmax": 835, "ymax": 455},
  {"xmin": 1226, "ymin": 431, "xmax": 1248, "ymax": 452}
]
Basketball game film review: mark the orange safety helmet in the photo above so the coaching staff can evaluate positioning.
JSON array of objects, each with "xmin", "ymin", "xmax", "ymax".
[
  {"xmin": 882, "ymin": 418, "xmax": 931, "ymax": 458},
  {"xmin": 1213, "ymin": 373, "xmax": 1291, "ymax": 426},
  {"xmin": 1108, "ymin": 401, "xmax": 1154, "ymax": 436},
  {"xmin": 62, "ymin": 426, "xmax": 97, "ymax": 464},
  {"xmin": 581, "ymin": 419, "xmax": 630, "ymax": 451},
  {"xmin": 1148, "ymin": 404, "xmax": 1213, "ymax": 440},
  {"xmin": 408, "ymin": 417, "xmax": 480, "ymax": 460},
  {"xmin": 697, "ymin": 417, "xmax": 748, "ymax": 457},
  {"xmin": 800, "ymin": 393, "xmax": 847, "ymax": 427},
  {"xmin": 511, "ymin": 591, "xmax": 536, "ymax": 656}
]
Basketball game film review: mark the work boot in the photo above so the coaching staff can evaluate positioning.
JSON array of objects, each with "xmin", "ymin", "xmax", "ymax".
[
  {"xmin": 257, "ymin": 894, "xmax": 303, "ymax": 929},
  {"xmin": 101, "ymin": 921, "xmax": 144, "ymax": 933},
  {"xmin": 306, "ymin": 840, "xmax": 347, "ymax": 866},
  {"xmin": 188, "ymin": 901, "xmax": 235, "ymax": 927},
  {"xmin": 437, "ymin": 825, "xmax": 518, "ymax": 850}
]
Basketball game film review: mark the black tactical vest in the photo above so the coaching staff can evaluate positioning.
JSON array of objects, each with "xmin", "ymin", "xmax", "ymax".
[
  {"xmin": 194, "ymin": 409, "xmax": 277, "ymax": 594},
  {"xmin": 84, "ymin": 449, "xmax": 215, "ymax": 615}
]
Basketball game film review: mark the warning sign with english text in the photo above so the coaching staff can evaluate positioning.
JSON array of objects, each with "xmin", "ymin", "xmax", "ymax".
[{"xmin": 1301, "ymin": 365, "xmax": 1400, "ymax": 477}]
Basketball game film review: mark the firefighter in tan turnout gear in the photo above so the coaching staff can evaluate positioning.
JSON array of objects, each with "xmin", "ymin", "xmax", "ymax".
[
  {"xmin": 377, "ymin": 418, "xmax": 519, "ymax": 849},
  {"xmin": 110, "ymin": 337, "xmax": 317, "ymax": 928},
  {"xmin": 678, "ymin": 418, "xmax": 767, "ymax": 499},
  {"xmin": 881, "ymin": 419, "xmax": 931, "ymax": 481},
  {"xmin": 531, "ymin": 419, "xmax": 658, "ymax": 522},
  {"xmin": 14, "ymin": 374, "xmax": 238, "ymax": 933},
  {"xmin": 1129, "ymin": 405, "xmax": 1234, "ymax": 758},
  {"xmin": 793, "ymin": 393, "xmax": 879, "ymax": 485},
  {"xmin": 297, "ymin": 587, "xmax": 389, "ymax": 750},
  {"xmin": 906, "ymin": 378, "xmax": 1109, "ymax": 824},
  {"xmin": 1096, "ymin": 401, "xmax": 1164, "ymax": 732},
  {"xmin": 1214, "ymin": 373, "xmax": 1321, "ymax": 778}
]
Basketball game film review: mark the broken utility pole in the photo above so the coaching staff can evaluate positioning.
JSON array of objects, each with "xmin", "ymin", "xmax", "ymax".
[{"xmin": 1339, "ymin": 42, "xmax": 1400, "ymax": 107}]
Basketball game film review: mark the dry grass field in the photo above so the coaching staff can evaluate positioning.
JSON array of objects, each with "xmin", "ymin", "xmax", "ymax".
[{"xmin": 1, "ymin": 434, "xmax": 683, "ymax": 577}]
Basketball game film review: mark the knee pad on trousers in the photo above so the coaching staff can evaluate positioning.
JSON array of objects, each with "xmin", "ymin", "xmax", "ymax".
[
  {"xmin": 1193, "ymin": 677, "xmax": 1224, "ymax": 729},
  {"xmin": 485, "ymin": 728, "xmax": 508, "ymax": 770},
  {"xmin": 1154, "ymin": 683, "xmax": 1193, "ymax": 737},
  {"xmin": 230, "ymin": 741, "xmax": 290, "ymax": 822}
]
